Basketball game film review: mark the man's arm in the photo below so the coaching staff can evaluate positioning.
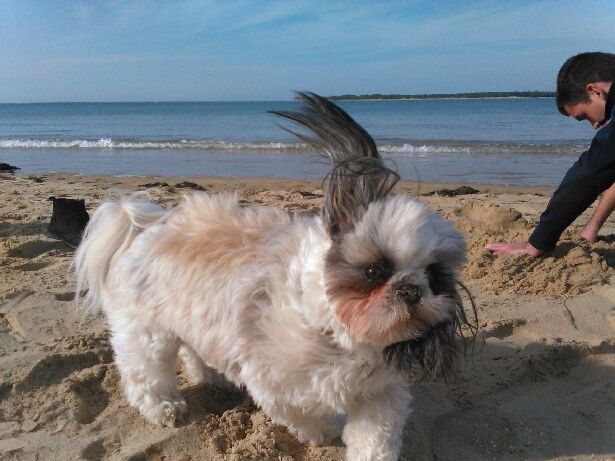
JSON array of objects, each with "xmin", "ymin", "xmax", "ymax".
[
  {"xmin": 487, "ymin": 132, "xmax": 615, "ymax": 256},
  {"xmin": 580, "ymin": 181, "xmax": 615, "ymax": 242},
  {"xmin": 485, "ymin": 158, "xmax": 600, "ymax": 257},
  {"xmin": 485, "ymin": 180, "xmax": 615, "ymax": 254}
]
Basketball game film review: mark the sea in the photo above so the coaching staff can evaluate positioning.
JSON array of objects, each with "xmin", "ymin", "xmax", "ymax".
[{"xmin": 0, "ymin": 98, "xmax": 596, "ymax": 186}]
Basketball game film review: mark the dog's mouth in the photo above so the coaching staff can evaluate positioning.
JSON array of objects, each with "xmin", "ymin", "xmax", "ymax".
[
  {"xmin": 383, "ymin": 320, "xmax": 457, "ymax": 378},
  {"xmin": 412, "ymin": 320, "xmax": 453, "ymax": 343},
  {"xmin": 383, "ymin": 285, "xmax": 479, "ymax": 381}
]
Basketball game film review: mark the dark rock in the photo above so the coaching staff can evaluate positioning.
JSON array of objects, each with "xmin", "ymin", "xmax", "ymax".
[
  {"xmin": 425, "ymin": 186, "xmax": 480, "ymax": 197},
  {"xmin": 138, "ymin": 182, "xmax": 169, "ymax": 188},
  {"xmin": 47, "ymin": 197, "xmax": 90, "ymax": 248},
  {"xmin": 0, "ymin": 163, "xmax": 19, "ymax": 174},
  {"xmin": 175, "ymin": 181, "xmax": 206, "ymax": 191}
]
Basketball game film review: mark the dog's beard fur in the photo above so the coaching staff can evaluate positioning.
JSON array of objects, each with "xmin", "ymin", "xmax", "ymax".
[
  {"xmin": 75, "ymin": 92, "xmax": 478, "ymax": 460},
  {"xmin": 383, "ymin": 279, "xmax": 479, "ymax": 381}
]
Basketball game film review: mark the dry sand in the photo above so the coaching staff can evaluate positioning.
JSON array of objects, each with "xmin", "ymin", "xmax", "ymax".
[{"xmin": 0, "ymin": 173, "xmax": 614, "ymax": 460}]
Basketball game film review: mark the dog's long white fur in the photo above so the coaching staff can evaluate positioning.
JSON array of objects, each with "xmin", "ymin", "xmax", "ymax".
[
  {"xmin": 73, "ymin": 188, "xmax": 466, "ymax": 461},
  {"xmin": 74, "ymin": 193, "xmax": 166, "ymax": 313},
  {"xmin": 72, "ymin": 90, "xmax": 472, "ymax": 461}
]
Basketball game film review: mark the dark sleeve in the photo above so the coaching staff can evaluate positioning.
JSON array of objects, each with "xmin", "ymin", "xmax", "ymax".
[{"xmin": 528, "ymin": 124, "xmax": 615, "ymax": 252}]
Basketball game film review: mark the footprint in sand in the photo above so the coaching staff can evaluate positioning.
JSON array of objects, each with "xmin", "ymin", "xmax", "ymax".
[
  {"xmin": 81, "ymin": 439, "xmax": 107, "ymax": 461},
  {"xmin": 14, "ymin": 261, "xmax": 52, "ymax": 272},
  {"xmin": 7, "ymin": 240, "xmax": 70, "ymax": 259},
  {"xmin": 0, "ymin": 222, "xmax": 14, "ymax": 237},
  {"xmin": 509, "ymin": 343, "xmax": 586, "ymax": 384},
  {"xmin": 14, "ymin": 351, "xmax": 107, "ymax": 393},
  {"xmin": 484, "ymin": 318, "xmax": 528, "ymax": 339},
  {"xmin": 67, "ymin": 367, "xmax": 111, "ymax": 425},
  {"xmin": 54, "ymin": 291, "xmax": 76, "ymax": 302}
]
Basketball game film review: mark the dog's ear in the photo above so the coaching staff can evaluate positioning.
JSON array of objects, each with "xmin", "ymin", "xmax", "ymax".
[{"xmin": 271, "ymin": 92, "xmax": 399, "ymax": 240}]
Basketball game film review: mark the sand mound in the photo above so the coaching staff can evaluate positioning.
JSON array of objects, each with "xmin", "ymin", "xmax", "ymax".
[
  {"xmin": 445, "ymin": 202, "xmax": 531, "ymax": 235},
  {"xmin": 445, "ymin": 203, "xmax": 615, "ymax": 297}
]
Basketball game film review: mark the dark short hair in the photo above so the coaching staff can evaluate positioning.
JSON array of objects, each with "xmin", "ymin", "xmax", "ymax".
[{"xmin": 556, "ymin": 52, "xmax": 615, "ymax": 114}]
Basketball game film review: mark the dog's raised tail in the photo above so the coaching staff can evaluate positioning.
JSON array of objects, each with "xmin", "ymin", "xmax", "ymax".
[
  {"xmin": 73, "ymin": 193, "xmax": 165, "ymax": 312},
  {"xmin": 271, "ymin": 92, "xmax": 400, "ymax": 239}
]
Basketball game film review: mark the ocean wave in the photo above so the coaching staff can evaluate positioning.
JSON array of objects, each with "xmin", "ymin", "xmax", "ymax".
[
  {"xmin": 0, "ymin": 138, "xmax": 585, "ymax": 156},
  {"xmin": 0, "ymin": 138, "xmax": 310, "ymax": 151},
  {"xmin": 379, "ymin": 144, "xmax": 471, "ymax": 154},
  {"xmin": 378, "ymin": 142, "xmax": 584, "ymax": 156}
]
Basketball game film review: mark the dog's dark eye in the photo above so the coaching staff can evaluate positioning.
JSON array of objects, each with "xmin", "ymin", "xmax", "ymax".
[
  {"xmin": 426, "ymin": 263, "xmax": 454, "ymax": 295},
  {"xmin": 364, "ymin": 259, "xmax": 393, "ymax": 284}
]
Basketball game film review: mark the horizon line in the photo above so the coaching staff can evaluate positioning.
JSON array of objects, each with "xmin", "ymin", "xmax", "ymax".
[{"xmin": 0, "ymin": 90, "xmax": 555, "ymax": 105}]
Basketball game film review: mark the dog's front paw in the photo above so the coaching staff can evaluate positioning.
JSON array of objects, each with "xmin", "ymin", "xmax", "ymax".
[
  {"xmin": 143, "ymin": 398, "xmax": 188, "ymax": 427},
  {"xmin": 291, "ymin": 419, "xmax": 342, "ymax": 446},
  {"xmin": 345, "ymin": 446, "xmax": 398, "ymax": 461},
  {"xmin": 292, "ymin": 425, "xmax": 326, "ymax": 446}
]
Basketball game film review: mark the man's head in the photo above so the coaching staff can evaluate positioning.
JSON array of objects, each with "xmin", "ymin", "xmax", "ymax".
[{"xmin": 556, "ymin": 52, "xmax": 615, "ymax": 128}]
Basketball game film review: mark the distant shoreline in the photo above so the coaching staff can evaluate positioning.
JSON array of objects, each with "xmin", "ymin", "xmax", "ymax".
[
  {"xmin": 329, "ymin": 91, "xmax": 554, "ymax": 100},
  {"xmin": 0, "ymin": 92, "xmax": 555, "ymax": 104}
]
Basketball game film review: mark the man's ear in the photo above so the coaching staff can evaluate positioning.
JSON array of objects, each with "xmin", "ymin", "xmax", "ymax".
[{"xmin": 586, "ymin": 82, "xmax": 609, "ymax": 100}]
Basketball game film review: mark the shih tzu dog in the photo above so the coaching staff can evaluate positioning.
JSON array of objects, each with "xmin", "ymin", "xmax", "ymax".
[{"xmin": 74, "ymin": 93, "xmax": 477, "ymax": 461}]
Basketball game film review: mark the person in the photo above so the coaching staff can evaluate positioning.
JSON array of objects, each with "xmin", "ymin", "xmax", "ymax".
[{"xmin": 486, "ymin": 52, "xmax": 615, "ymax": 257}]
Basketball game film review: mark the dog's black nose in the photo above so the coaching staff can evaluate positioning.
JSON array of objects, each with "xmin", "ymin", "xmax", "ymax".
[{"xmin": 398, "ymin": 283, "xmax": 422, "ymax": 308}]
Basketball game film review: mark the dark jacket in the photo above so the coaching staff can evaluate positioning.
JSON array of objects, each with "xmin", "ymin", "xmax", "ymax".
[{"xmin": 528, "ymin": 86, "xmax": 615, "ymax": 252}]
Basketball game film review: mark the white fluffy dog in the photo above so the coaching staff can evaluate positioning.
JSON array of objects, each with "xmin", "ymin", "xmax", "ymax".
[{"xmin": 74, "ymin": 93, "xmax": 476, "ymax": 461}]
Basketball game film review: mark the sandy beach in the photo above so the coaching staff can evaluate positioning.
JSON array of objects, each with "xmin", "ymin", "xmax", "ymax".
[{"xmin": 0, "ymin": 172, "xmax": 614, "ymax": 460}]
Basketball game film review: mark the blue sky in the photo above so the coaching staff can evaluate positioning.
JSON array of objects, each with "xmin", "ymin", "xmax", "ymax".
[{"xmin": 1, "ymin": 0, "xmax": 614, "ymax": 102}]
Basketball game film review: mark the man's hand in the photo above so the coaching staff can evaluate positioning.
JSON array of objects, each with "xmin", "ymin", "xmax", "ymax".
[
  {"xmin": 580, "ymin": 222, "xmax": 600, "ymax": 243},
  {"xmin": 485, "ymin": 241, "xmax": 543, "ymax": 257}
]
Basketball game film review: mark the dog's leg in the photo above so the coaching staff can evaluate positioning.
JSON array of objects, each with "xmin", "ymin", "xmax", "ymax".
[
  {"xmin": 343, "ymin": 385, "xmax": 412, "ymax": 461},
  {"xmin": 178, "ymin": 343, "xmax": 231, "ymax": 388},
  {"xmin": 109, "ymin": 315, "xmax": 187, "ymax": 427},
  {"xmin": 262, "ymin": 404, "xmax": 341, "ymax": 445}
]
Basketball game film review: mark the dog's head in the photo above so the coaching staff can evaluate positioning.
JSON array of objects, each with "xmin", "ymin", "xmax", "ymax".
[
  {"xmin": 273, "ymin": 93, "xmax": 478, "ymax": 379},
  {"xmin": 324, "ymin": 194, "xmax": 477, "ymax": 379}
]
